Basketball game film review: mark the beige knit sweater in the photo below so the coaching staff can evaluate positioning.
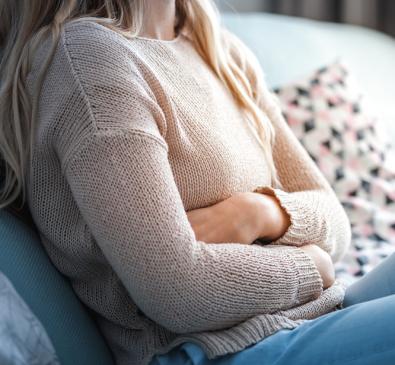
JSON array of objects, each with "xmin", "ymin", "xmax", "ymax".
[{"xmin": 25, "ymin": 19, "xmax": 352, "ymax": 365}]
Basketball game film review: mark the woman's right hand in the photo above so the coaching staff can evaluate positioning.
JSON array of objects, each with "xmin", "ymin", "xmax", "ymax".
[{"xmin": 299, "ymin": 244, "xmax": 335, "ymax": 289}]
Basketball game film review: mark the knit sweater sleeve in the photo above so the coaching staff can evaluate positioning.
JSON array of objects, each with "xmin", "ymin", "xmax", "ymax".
[
  {"xmin": 252, "ymin": 113, "xmax": 352, "ymax": 264},
  {"xmin": 224, "ymin": 31, "xmax": 352, "ymax": 264},
  {"xmin": 51, "ymin": 20, "xmax": 325, "ymax": 335}
]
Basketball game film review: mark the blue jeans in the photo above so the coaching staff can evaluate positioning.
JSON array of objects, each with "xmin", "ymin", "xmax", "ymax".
[{"xmin": 150, "ymin": 252, "xmax": 395, "ymax": 365}]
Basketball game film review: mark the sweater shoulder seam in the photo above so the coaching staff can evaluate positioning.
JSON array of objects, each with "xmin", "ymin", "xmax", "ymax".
[
  {"xmin": 60, "ymin": 27, "xmax": 99, "ymax": 133},
  {"xmin": 61, "ymin": 128, "xmax": 169, "ymax": 176}
]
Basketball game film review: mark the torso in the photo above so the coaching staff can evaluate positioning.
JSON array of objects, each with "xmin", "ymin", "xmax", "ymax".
[{"xmin": 128, "ymin": 33, "xmax": 271, "ymax": 210}]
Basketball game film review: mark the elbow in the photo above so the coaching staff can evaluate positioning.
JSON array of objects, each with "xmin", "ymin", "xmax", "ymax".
[
  {"xmin": 318, "ymin": 196, "xmax": 352, "ymax": 264},
  {"xmin": 330, "ymin": 208, "xmax": 352, "ymax": 264}
]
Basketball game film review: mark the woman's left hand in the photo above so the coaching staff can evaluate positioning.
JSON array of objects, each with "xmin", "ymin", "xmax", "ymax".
[{"xmin": 186, "ymin": 191, "xmax": 291, "ymax": 245}]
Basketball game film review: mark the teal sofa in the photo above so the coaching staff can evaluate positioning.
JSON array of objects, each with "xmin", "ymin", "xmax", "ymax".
[{"xmin": 1, "ymin": 12, "xmax": 395, "ymax": 364}]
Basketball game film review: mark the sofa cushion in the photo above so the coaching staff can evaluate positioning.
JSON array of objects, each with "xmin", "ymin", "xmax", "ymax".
[
  {"xmin": 0, "ymin": 270, "xmax": 60, "ymax": 365},
  {"xmin": 0, "ymin": 209, "xmax": 114, "ymax": 365},
  {"xmin": 222, "ymin": 12, "xmax": 395, "ymax": 144}
]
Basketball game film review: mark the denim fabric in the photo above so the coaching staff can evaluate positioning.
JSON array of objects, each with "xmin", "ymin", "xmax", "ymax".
[{"xmin": 150, "ymin": 252, "xmax": 395, "ymax": 365}]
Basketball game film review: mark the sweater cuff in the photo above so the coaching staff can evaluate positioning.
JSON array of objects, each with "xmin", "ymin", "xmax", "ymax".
[
  {"xmin": 253, "ymin": 185, "xmax": 328, "ymax": 247},
  {"xmin": 264, "ymin": 244, "xmax": 324, "ymax": 306},
  {"xmin": 288, "ymin": 246, "xmax": 324, "ymax": 305}
]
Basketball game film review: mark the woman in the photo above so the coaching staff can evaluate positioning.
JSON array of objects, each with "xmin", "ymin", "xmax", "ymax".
[{"xmin": 0, "ymin": 1, "xmax": 394, "ymax": 364}]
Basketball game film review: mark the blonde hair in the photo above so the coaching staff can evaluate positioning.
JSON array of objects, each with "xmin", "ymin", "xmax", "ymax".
[{"xmin": 0, "ymin": 0, "xmax": 281, "ymax": 212}]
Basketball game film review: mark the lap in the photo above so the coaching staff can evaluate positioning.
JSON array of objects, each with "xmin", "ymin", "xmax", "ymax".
[
  {"xmin": 341, "ymin": 251, "xmax": 395, "ymax": 307},
  {"xmin": 150, "ymin": 252, "xmax": 395, "ymax": 365}
]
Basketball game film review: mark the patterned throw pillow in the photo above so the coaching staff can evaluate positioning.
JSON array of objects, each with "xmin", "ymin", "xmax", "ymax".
[{"xmin": 272, "ymin": 62, "xmax": 395, "ymax": 284}]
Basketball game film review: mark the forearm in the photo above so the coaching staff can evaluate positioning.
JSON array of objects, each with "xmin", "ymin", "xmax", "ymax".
[
  {"xmin": 253, "ymin": 185, "xmax": 352, "ymax": 263},
  {"xmin": 252, "ymin": 191, "xmax": 291, "ymax": 243},
  {"xmin": 142, "ymin": 242, "xmax": 324, "ymax": 334},
  {"xmin": 251, "ymin": 193, "xmax": 335, "ymax": 289}
]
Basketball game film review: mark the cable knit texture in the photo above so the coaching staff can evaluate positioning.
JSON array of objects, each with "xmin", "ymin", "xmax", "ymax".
[{"xmin": 25, "ymin": 19, "xmax": 352, "ymax": 365}]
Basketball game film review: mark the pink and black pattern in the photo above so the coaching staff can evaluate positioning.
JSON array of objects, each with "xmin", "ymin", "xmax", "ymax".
[{"xmin": 272, "ymin": 62, "xmax": 395, "ymax": 285}]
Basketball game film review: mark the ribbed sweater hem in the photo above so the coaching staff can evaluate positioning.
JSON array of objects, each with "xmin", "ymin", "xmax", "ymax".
[
  {"xmin": 140, "ymin": 279, "xmax": 346, "ymax": 365},
  {"xmin": 143, "ymin": 314, "xmax": 307, "ymax": 365}
]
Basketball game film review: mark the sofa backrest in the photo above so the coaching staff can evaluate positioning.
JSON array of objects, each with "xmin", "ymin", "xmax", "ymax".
[{"xmin": 0, "ymin": 208, "xmax": 115, "ymax": 365}]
